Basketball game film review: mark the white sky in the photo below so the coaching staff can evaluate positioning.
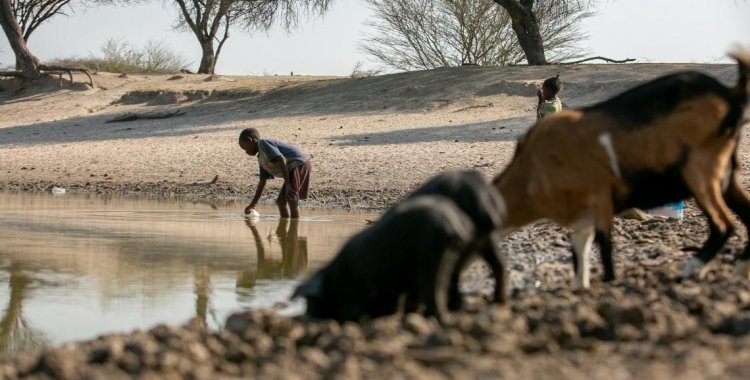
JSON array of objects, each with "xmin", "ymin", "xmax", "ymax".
[{"xmin": 1, "ymin": 0, "xmax": 749, "ymax": 75}]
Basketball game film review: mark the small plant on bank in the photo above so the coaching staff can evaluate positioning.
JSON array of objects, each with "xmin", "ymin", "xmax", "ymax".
[
  {"xmin": 350, "ymin": 61, "xmax": 382, "ymax": 78},
  {"xmin": 48, "ymin": 39, "xmax": 193, "ymax": 74}
]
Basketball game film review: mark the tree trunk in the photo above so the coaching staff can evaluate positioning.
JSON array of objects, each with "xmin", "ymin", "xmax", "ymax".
[
  {"xmin": 494, "ymin": 0, "xmax": 547, "ymax": 65},
  {"xmin": 198, "ymin": 39, "xmax": 216, "ymax": 74},
  {"xmin": 0, "ymin": 0, "xmax": 41, "ymax": 78}
]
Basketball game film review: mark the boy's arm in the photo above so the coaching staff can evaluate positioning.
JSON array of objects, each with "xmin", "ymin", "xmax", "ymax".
[
  {"xmin": 246, "ymin": 178, "xmax": 267, "ymax": 213},
  {"xmin": 536, "ymin": 87, "xmax": 543, "ymax": 104}
]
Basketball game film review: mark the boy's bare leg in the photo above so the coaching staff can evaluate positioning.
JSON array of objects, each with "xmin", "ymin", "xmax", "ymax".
[
  {"xmin": 276, "ymin": 197, "xmax": 290, "ymax": 218},
  {"xmin": 289, "ymin": 200, "xmax": 300, "ymax": 219}
]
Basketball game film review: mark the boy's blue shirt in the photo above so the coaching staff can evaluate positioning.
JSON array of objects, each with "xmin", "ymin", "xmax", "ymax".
[{"xmin": 257, "ymin": 138, "xmax": 309, "ymax": 180}]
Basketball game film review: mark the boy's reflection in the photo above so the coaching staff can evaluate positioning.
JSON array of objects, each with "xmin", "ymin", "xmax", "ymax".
[
  {"xmin": 0, "ymin": 262, "xmax": 47, "ymax": 353},
  {"xmin": 237, "ymin": 218, "xmax": 308, "ymax": 289}
]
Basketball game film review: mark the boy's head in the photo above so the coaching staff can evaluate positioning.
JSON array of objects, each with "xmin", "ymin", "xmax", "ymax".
[
  {"xmin": 541, "ymin": 74, "xmax": 561, "ymax": 99},
  {"xmin": 239, "ymin": 128, "xmax": 261, "ymax": 156}
]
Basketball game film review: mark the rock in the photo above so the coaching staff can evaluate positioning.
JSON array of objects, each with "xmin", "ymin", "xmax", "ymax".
[
  {"xmin": 403, "ymin": 313, "xmax": 434, "ymax": 336},
  {"xmin": 33, "ymin": 348, "xmax": 85, "ymax": 380},
  {"xmin": 617, "ymin": 208, "xmax": 651, "ymax": 221}
]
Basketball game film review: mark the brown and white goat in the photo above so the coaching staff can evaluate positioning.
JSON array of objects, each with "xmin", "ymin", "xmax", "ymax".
[{"xmin": 492, "ymin": 48, "xmax": 750, "ymax": 288}]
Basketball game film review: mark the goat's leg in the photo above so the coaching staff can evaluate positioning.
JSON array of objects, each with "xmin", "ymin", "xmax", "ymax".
[
  {"xmin": 593, "ymin": 200, "xmax": 616, "ymax": 282},
  {"xmin": 481, "ymin": 233, "xmax": 507, "ymax": 304},
  {"xmin": 445, "ymin": 236, "xmax": 507, "ymax": 310},
  {"xmin": 595, "ymin": 228, "xmax": 615, "ymax": 282},
  {"xmin": 678, "ymin": 181, "xmax": 735, "ymax": 281},
  {"xmin": 446, "ymin": 248, "xmax": 470, "ymax": 311},
  {"xmin": 723, "ymin": 176, "xmax": 750, "ymax": 279},
  {"xmin": 570, "ymin": 216, "xmax": 595, "ymax": 289},
  {"xmin": 423, "ymin": 249, "xmax": 454, "ymax": 322}
]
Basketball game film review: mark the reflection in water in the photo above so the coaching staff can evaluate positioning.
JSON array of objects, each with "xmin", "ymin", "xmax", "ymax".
[
  {"xmin": 0, "ymin": 263, "xmax": 48, "ymax": 353},
  {"xmin": 237, "ymin": 218, "xmax": 309, "ymax": 290},
  {"xmin": 194, "ymin": 265, "xmax": 215, "ymax": 326},
  {"xmin": 0, "ymin": 191, "xmax": 373, "ymax": 354},
  {"xmin": 194, "ymin": 218, "xmax": 310, "ymax": 326}
]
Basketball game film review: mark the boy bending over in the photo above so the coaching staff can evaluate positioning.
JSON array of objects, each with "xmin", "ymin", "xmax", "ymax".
[{"xmin": 239, "ymin": 128, "xmax": 312, "ymax": 218}]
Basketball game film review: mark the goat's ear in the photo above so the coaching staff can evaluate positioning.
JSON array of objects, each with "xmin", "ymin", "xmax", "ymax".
[{"xmin": 291, "ymin": 272, "xmax": 323, "ymax": 299}]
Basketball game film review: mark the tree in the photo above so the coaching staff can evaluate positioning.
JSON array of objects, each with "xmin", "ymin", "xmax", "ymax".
[
  {"xmin": 493, "ymin": 0, "xmax": 595, "ymax": 65},
  {"xmin": 171, "ymin": 0, "xmax": 335, "ymax": 74},
  {"xmin": 1, "ymin": 0, "xmax": 93, "ymax": 80},
  {"xmin": 172, "ymin": 0, "xmax": 233, "ymax": 74},
  {"xmin": 362, "ymin": 0, "xmax": 591, "ymax": 71},
  {"xmin": 10, "ymin": 0, "xmax": 74, "ymax": 70},
  {"xmin": 0, "ymin": 0, "xmax": 41, "ymax": 78}
]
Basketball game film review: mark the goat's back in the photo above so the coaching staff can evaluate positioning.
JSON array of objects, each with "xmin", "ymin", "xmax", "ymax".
[
  {"xmin": 407, "ymin": 170, "xmax": 505, "ymax": 234},
  {"xmin": 585, "ymin": 72, "xmax": 736, "ymax": 128}
]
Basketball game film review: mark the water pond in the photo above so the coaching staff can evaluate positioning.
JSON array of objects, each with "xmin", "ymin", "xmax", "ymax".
[{"xmin": 0, "ymin": 191, "xmax": 376, "ymax": 354}]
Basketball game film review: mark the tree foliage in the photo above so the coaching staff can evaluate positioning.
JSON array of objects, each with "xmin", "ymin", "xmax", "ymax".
[
  {"xmin": 234, "ymin": 0, "xmax": 334, "ymax": 30},
  {"xmin": 361, "ymin": 0, "xmax": 592, "ymax": 71}
]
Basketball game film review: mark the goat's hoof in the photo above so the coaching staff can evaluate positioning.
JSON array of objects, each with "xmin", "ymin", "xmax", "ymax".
[
  {"xmin": 493, "ymin": 294, "xmax": 508, "ymax": 305},
  {"xmin": 733, "ymin": 260, "xmax": 750, "ymax": 280},
  {"xmin": 447, "ymin": 301, "xmax": 464, "ymax": 312},
  {"xmin": 571, "ymin": 280, "xmax": 591, "ymax": 291}
]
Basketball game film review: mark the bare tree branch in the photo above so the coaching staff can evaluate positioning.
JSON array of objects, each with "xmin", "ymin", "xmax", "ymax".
[
  {"xmin": 0, "ymin": 64, "xmax": 93, "ymax": 86},
  {"xmin": 11, "ymin": 0, "xmax": 73, "ymax": 42},
  {"xmin": 558, "ymin": 56, "xmax": 635, "ymax": 65},
  {"xmin": 362, "ymin": 0, "xmax": 592, "ymax": 71}
]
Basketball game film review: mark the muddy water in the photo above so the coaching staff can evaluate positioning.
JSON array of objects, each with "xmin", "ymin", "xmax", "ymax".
[{"xmin": 0, "ymin": 192, "xmax": 377, "ymax": 354}]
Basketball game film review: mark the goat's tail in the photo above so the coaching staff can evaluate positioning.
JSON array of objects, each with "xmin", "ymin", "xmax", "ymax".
[{"xmin": 729, "ymin": 45, "xmax": 750, "ymax": 104}]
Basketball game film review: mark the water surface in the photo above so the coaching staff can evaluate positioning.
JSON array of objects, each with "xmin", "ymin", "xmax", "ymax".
[{"xmin": 0, "ymin": 191, "xmax": 376, "ymax": 354}]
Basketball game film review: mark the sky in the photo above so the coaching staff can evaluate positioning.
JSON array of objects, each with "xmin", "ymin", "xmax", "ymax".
[{"xmin": 1, "ymin": 0, "xmax": 749, "ymax": 76}]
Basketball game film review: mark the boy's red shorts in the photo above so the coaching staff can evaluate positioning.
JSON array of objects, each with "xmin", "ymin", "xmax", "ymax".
[{"xmin": 279, "ymin": 160, "xmax": 312, "ymax": 203}]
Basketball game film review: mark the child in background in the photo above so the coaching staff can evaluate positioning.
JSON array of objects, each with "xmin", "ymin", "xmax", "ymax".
[
  {"xmin": 239, "ymin": 128, "xmax": 312, "ymax": 219},
  {"xmin": 537, "ymin": 74, "xmax": 563, "ymax": 120}
]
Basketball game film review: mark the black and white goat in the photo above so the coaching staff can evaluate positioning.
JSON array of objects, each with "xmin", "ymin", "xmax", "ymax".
[{"xmin": 492, "ymin": 48, "xmax": 750, "ymax": 288}]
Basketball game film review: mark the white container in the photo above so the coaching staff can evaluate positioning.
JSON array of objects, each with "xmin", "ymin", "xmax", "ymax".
[
  {"xmin": 648, "ymin": 201, "xmax": 684, "ymax": 221},
  {"xmin": 246, "ymin": 209, "xmax": 261, "ymax": 220}
]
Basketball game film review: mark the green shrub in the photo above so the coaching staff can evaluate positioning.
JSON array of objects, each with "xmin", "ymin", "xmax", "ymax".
[{"xmin": 48, "ymin": 39, "xmax": 193, "ymax": 74}]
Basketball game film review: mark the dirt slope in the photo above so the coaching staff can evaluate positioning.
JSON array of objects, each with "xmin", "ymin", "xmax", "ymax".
[{"xmin": 1, "ymin": 63, "xmax": 744, "ymax": 209}]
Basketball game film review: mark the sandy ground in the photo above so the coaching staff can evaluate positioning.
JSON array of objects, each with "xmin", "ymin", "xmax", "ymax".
[
  {"xmin": 1, "ymin": 63, "xmax": 746, "ymax": 209},
  {"xmin": 1, "ymin": 63, "xmax": 750, "ymax": 379}
]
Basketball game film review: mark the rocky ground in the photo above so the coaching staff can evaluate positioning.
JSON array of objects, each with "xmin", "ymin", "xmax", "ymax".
[{"xmin": 2, "ymin": 64, "xmax": 750, "ymax": 378}]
